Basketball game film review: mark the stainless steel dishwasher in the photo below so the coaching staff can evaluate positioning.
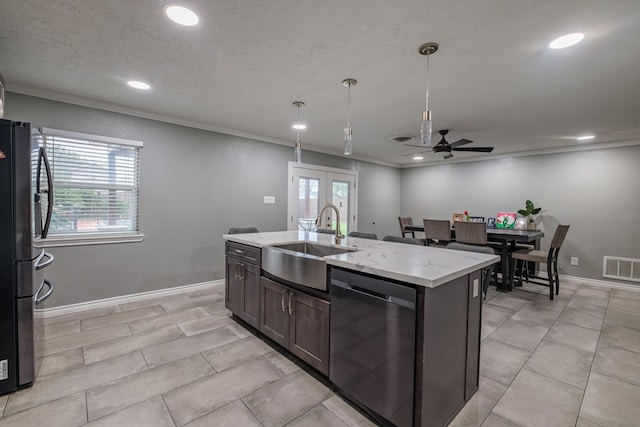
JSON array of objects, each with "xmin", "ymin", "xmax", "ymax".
[{"xmin": 330, "ymin": 267, "xmax": 416, "ymax": 427}]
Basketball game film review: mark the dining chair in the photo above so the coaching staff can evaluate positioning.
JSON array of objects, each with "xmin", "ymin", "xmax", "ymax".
[
  {"xmin": 508, "ymin": 224, "xmax": 570, "ymax": 300},
  {"xmin": 348, "ymin": 231, "xmax": 378, "ymax": 240},
  {"xmin": 453, "ymin": 221, "xmax": 488, "ymax": 245},
  {"xmin": 398, "ymin": 217, "xmax": 415, "ymax": 238},
  {"xmin": 448, "ymin": 221, "xmax": 499, "ymax": 298},
  {"xmin": 227, "ymin": 227, "xmax": 259, "ymax": 234},
  {"xmin": 381, "ymin": 235, "xmax": 423, "ymax": 245},
  {"xmin": 316, "ymin": 228, "xmax": 336, "ymax": 234},
  {"xmin": 422, "ymin": 219, "xmax": 451, "ymax": 247},
  {"xmin": 446, "ymin": 241, "xmax": 497, "ymax": 299}
]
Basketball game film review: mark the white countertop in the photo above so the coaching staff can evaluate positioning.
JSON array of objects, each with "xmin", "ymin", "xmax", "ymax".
[{"xmin": 223, "ymin": 231, "xmax": 499, "ymax": 288}]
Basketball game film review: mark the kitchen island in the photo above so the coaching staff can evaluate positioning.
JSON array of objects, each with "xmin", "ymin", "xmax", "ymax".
[{"xmin": 223, "ymin": 231, "xmax": 499, "ymax": 427}]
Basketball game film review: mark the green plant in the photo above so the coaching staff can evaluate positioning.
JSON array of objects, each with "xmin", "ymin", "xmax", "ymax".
[{"xmin": 518, "ymin": 200, "xmax": 542, "ymax": 223}]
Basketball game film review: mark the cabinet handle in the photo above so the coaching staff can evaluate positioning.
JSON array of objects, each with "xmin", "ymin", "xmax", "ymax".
[
  {"xmin": 281, "ymin": 292, "xmax": 287, "ymax": 312},
  {"xmin": 238, "ymin": 263, "xmax": 245, "ymax": 281},
  {"xmin": 288, "ymin": 292, "xmax": 294, "ymax": 315}
]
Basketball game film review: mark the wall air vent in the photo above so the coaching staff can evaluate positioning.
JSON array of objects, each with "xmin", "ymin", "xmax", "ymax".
[{"xmin": 603, "ymin": 256, "xmax": 640, "ymax": 283}]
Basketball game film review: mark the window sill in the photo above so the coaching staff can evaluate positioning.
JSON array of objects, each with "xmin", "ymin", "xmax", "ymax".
[{"xmin": 33, "ymin": 233, "xmax": 145, "ymax": 248}]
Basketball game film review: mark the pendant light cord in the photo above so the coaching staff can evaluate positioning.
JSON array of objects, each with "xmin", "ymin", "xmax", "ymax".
[
  {"xmin": 425, "ymin": 53, "xmax": 430, "ymax": 111},
  {"xmin": 296, "ymin": 105, "xmax": 301, "ymax": 143},
  {"xmin": 347, "ymin": 83, "xmax": 351, "ymax": 128}
]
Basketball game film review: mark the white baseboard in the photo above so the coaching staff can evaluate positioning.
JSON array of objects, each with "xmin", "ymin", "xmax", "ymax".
[
  {"xmin": 559, "ymin": 274, "xmax": 640, "ymax": 292},
  {"xmin": 530, "ymin": 271, "xmax": 640, "ymax": 292},
  {"xmin": 34, "ymin": 279, "xmax": 225, "ymax": 318}
]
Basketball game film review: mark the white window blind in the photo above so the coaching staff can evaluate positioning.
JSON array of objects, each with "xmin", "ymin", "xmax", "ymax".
[{"xmin": 32, "ymin": 128, "xmax": 142, "ymax": 238}]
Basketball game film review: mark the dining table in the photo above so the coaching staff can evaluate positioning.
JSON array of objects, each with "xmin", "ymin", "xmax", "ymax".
[{"xmin": 405, "ymin": 225, "xmax": 544, "ymax": 292}]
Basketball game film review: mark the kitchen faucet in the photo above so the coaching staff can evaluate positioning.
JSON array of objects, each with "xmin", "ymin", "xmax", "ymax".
[{"xmin": 315, "ymin": 203, "xmax": 344, "ymax": 243}]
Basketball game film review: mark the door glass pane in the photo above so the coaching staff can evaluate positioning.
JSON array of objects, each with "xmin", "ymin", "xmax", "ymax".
[
  {"xmin": 332, "ymin": 180, "xmax": 350, "ymax": 235},
  {"xmin": 297, "ymin": 177, "xmax": 320, "ymax": 231}
]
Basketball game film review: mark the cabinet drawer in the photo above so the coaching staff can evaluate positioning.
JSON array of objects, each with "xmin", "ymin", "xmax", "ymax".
[{"xmin": 226, "ymin": 241, "xmax": 261, "ymax": 265}]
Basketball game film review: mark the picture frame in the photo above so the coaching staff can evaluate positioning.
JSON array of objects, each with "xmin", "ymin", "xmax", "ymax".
[
  {"xmin": 487, "ymin": 217, "xmax": 496, "ymax": 228},
  {"xmin": 452, "ymin": 213, "xmax": 464, "ymax": 223},
  {"xmin": 469, "ymin": 216, "xmax": 485, "ymax": 223},
  {"xmin": 496, "ymin": 212, "xmax": 516, "ymax": 229},
  {"xmin": 514, "ymin": 217, "xmax": 528, "ymax": 230}
]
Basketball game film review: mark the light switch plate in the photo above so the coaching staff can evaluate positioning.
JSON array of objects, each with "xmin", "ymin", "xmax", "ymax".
[
  {"xmin": 263, "ymin": 196, "xmax": 275, "ymax": 204},
  {"xmin": 473, "ymin": 279, "xmax": 479, "ymax": 298}
]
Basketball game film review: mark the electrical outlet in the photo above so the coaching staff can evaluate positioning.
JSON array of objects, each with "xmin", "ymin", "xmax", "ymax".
[{"xmin": 571, "ymin": 257, "xmax": 579, "ymax": 266}]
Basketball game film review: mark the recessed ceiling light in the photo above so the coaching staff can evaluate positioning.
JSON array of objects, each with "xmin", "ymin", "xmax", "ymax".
[
  {"xmin": 548, "ymin": 33, "xmax": 584, "ymax": 49},
  {"xmin": 164, "ymin": 4, "xmax": 199, "ymax": 26},
  {"xmin": 292, "ymin": 123, "xmax": 307, "ymax": 130},
  {"xmin": 413, "ymin": 155, "xmax": 423, "ymax": 160},
  {"xmin": 127, "ymin": 80, "xmax": 151, "ymax": 90},
  {"xmin": 576, "ymin": 135, "xmax": 595, "ymax": 141}
]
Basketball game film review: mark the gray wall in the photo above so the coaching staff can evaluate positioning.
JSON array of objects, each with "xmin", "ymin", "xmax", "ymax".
[
  {"xmin": 6, "ymin": 92, "xmax": 400, "ymax": 307},
  {"xmin": 400, "ymin": 147, "xmax": 640, "ymax": 283}
]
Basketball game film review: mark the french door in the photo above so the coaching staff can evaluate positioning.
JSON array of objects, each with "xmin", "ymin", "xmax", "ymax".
[{"xmin": 288, "ymin": 163, "xmax": 358, "ymax": 236}]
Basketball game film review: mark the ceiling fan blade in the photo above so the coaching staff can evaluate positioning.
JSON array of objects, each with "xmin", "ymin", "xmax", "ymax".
[
  {"xmin": 448, "ymin": 138, "xmax": 473, "ymax": 148},
  {"xmin": 452, "ymin": 146, "xmax": 494, "ymax": 153},
  {"xmin": 444, "ymin": 153, "xmax": 454, "ymax": 160}
]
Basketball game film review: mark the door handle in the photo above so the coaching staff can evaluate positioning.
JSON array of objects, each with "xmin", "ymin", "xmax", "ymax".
[
  {"xmin": 288, "ymin": 292, "xmax": 294, "ymax": 315},
  {"xmin": 34, "ymin": 279, "xmax": 54, "ymax": 305},
  {"xmin": 281, "ymin": 292, "xmax": 286, "ymax": 312},
  {"xmin": 238, "ymin": 263, "xmax": 245, "ymax": 281},
  {"xmin": 35, "ymin": 251, "xmax": 54, "ymax": 270}
]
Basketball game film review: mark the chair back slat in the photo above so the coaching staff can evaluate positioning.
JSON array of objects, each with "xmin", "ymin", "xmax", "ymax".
[
  {"xmin": 228, "ymin": 227, "xmax": 259, "ymax": 234},
  {"xmin": 550, "ymin": 224, "xmax": 570, "ymax": 249},
  {"xmin": 348, "ymin": 231, "xmax": 378, "ymax": 240},
  {"xmin": 423, "ymin": 219, "xmax": 451, "ymax": 242},
  {"xmin": 398, "ymin": 217, "xmax": 414, "ymax": 236},
  {"xmin": 454, "ymin": 221, "xmax": 487, "ymax": 245},
  {"xmin": 382, "ymin": 235, "xmax": 423, "ymax": 245}
]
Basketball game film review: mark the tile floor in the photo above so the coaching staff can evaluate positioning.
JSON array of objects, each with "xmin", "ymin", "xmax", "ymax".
[{"xmin": 1, "ymin": 280, "xmax": 639, "ymax": 426}]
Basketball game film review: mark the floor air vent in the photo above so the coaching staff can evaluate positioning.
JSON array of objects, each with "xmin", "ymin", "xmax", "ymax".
[{"xmin": 603, "ymin": 256, "xmax": 640, "ymax": 283}]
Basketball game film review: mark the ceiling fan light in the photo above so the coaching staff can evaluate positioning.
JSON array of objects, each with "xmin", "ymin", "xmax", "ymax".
[
  {"xmin": 413, "ymin": 155, "xmax": 423, "ymax": 160},
  {"xmin": 434, "ymin": 150, "xmax": 449, "ymax": 159}
]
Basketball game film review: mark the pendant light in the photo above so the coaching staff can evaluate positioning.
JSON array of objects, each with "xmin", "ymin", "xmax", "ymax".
[
  {"xmin": 342, "ymin": 79, "xmax": 357, "ymax": 155},
  {"xmin": 418, "ymin": 42, "xmax": 438, "ymax": 147},
  {"xmin": 292, "ymin": 101, "xmax": 305, "ymax": 163}
]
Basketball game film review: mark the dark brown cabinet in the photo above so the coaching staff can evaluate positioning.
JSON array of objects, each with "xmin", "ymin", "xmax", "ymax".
[
  {"xmin": 259, "ymin": 277, "xmax": 330, "ymax": 375},
  {"xmin": 225, "ymin": 242, "xmax": 261, "ymax": 329}
]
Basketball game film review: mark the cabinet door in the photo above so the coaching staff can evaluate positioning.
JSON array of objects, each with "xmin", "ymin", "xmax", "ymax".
[
  {"xmin": 259, "ymin": 277, "xmax": 290, "ymax": 347},
  {"xmin": 241, "ymin": 263, "xmax": 260, "ymax": 328},
  {"xmin": 289, "ymin": 291, "xmax": 330, "ymax": 375},
  {"xmin": 225, "ymin": 257, "xmax": 243, "ymax": 315}
]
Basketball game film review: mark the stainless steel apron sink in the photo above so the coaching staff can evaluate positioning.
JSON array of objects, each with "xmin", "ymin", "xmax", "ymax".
[{"xmin": 262, "ymin": 242, "xmax": 356, "ymax": 291}]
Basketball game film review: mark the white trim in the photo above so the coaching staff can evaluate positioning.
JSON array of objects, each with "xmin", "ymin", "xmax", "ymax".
[
  {"xmin": 33, "ymin": 233, "xmax": 145, "ymax": 248},
  {"xmin": 40, "ymin": 127, "xmax": 143, "ymax": 147},
  {"xmin": 34, "ymin": 279, "xmax": 224, "ymax": 318},
  {"xmin": 534, "ymin": 271, "xmax": 640, "ymax": 292},
  {"xmin": 558, "ymin": 274, "xmax": 640, "ymax": 292}
]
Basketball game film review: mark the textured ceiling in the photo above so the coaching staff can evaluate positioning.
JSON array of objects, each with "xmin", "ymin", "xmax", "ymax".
[{"xmin": 1, "ymin": 0, "xmax": 639, "ymax": 166}]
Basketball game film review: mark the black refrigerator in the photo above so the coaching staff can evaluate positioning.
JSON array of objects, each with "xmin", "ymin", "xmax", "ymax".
[{"xmin": 0, "ymin": 119, "xmax": 54, "ymax": 395}]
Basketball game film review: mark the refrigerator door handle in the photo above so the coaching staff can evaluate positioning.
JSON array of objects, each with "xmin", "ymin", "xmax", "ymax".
[
  {"xmin": 37, "ymin": 147, "xmax": 53, "ymax": 239},
  {"xmin": 34, "ymin": 279, "xmax": 54, "ymax": 305},
  {"xmin": 34, "ymin": 251, "xmax": 54, "ymax": 270}
]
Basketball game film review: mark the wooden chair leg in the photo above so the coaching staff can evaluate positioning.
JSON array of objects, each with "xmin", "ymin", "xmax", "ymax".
[
  {"xmin": 553, "ymin": 260, "xmax": 560, "ymax": 295},
  {"xmin": 482, "ymin": 264, "xmax": 495, "ymax": 300},
  {"xmin": 547, "ymin": 262, "xmax": 554, "ymax": 300}
]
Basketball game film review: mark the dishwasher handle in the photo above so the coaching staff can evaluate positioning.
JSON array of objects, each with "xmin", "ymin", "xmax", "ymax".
[{"xmin": 333, "ymin": 278, "xmax": 416, "ymax": 309}]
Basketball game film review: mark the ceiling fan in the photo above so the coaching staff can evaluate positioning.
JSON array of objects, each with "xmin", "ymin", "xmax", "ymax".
[{"xmin": 405, "ymin": 130, "xmax": 494, "ymax": 160}]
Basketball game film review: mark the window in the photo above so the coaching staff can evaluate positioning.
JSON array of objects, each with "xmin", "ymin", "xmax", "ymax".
[{"xmin": 33, "ymin": 127, "xmax": 143, "ymax": 246}]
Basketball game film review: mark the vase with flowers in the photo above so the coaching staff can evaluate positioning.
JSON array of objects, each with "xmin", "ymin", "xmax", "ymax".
[
  {"xmin": 517, "ymin": 200, "xmax": 543, "ymax": 230},
  {"xmin": 464, "ymin": 210, "xmax": 469, "ymax": 221}
]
